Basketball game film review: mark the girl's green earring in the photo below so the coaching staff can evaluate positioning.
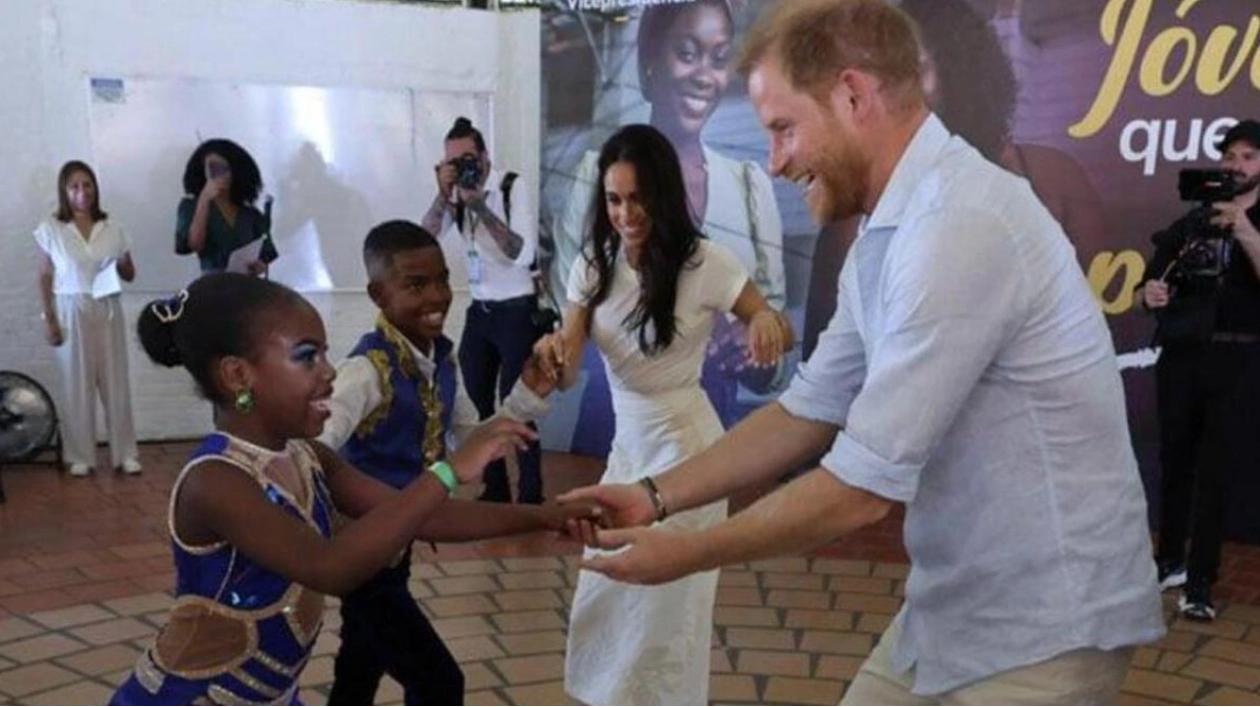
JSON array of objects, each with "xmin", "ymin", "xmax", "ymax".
[{"xmin": 234, "ymin": 388, "xmax": 255, "ymax": 413}]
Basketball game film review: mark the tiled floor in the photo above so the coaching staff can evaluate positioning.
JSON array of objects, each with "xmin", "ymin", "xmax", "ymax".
[{"xmin": 0, "ymin": 443, "xmax": 1258, "ymax": 705}]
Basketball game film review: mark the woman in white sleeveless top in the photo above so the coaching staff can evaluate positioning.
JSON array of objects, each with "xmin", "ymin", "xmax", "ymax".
[{"xmin": 535, "ymin": 124, "xmax": 792, "ymax": 705}]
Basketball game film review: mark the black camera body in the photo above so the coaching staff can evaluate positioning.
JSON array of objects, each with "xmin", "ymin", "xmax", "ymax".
[
  {"xmin": 1178, "ymin": 168, "xmax": 1241, "ymax": 204},
  {"xmin": 1171, "ymin": 168, "xmax": 1243, "ymax": 280},
  {"xmin": 453, "ymin": 154, "xmax": 483, "ymax": 190}
]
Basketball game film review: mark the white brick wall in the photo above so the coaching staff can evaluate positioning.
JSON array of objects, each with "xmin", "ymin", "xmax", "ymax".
[{"xmin": 0, "ymin": 0, "xmax": 538, "ymax": 442}]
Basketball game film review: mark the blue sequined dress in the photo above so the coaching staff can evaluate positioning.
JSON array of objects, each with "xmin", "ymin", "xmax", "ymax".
[{"xmin": 111, "ymin": 433, "xmax": 337, "ymax": 705}]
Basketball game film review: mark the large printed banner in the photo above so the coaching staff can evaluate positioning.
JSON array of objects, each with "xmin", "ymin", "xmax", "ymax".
[{"xmin": 538, "ymin": 0, "xmax": 1260, "ymax": 534}]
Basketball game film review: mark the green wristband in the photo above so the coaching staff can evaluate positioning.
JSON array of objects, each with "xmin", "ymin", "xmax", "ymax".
[{"xmin": 429, "ymin": 461, "xmax": 458, "ymax": 495}]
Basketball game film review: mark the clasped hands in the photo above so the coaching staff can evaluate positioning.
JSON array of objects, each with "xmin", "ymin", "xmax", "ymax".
[{"xmin": 551, "ymin": 480, "xmax": 707, "ymax": 586}]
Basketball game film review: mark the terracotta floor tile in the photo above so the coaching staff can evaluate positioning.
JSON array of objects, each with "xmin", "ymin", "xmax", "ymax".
[
  {"xmin": 709, "ymin": 673, "xmax": 758, "ymax": 702},
  {"xmin": 711, "ymin": 647, "xmax": 734, "ymax": 673},
  {"xmin": 67, "ymin": 617, "xmax": 155, "ymax": 646},
  {"xmin": 465, "ymin": 688, "xmax": 510, "ymax": 705},
  {"xmin": 833, "ymin": 592, "xmax": 902, "ymax": 615},
  {"xmin": 437, "ymin": 560, "xmax": 504, "ymax": 576},
  {"xmin": 489, "ymin": 610, "xmax": 565, "ymax": 634},
  {"xmin": 27, "ymin": 551, "xmax": 114, "ymax": 573},
  {"xmin": 8, "ymin": 570, "xmax": 87, "ymax": 592},
  {"xmin": 445, "ymin": 636, "xmax": 505, "ymax": 663},
  {"xmin": 429, "ymin": 575, "xmax": 500, "ymax": 596},
  {"xmin": 725, "ymin": 627, "xmax": 797, "ymax": 651},
  {"xmin": 0, "ymin": 662, "xmax": 80, "ymax": 698},
  {"xmin": 0, "ymin": 634, "xmax": 87, "ymax": 664},
  {"xmin": 716, "ymin": 586, "xmax": 764, "ymax": 607},
  {"xmin": 816, "ymin": 654, "xmax": 864, "ymax": 680},
  {"xmin": 1160, "ymin": 651, "xmax": 1195, "ymax": 673},
  {"xmin": 766, "ymin": 589, "xmax": 831, "ymax": 610},
  {"xmin": 61, "ymin": 580, "xmax": 144, "ymax": 604},
  {"xmin": 1180, "ymin": 657, "xmax": 1260, "ymax": 691},
  {"xmin": 54, "ymin": 644, "xmax": 141, "ymax": 676},
  {"xmin": 811, "ymin": 559, "xmax": 872, "ymax": 577},
  {"xmin": 718, "ymin": 570, "xmax": 759, "ymax": 588},
  {"xmin": 28, "ymin": 604, "xmax": 116, "ymax": 630},
  {"xmin": 1195, "ymin": 685, "xmax": 1260, "ymax": 705},
  {"xmin": 495, "ymin": 630, "xmax": 566, "ymax": 657},
  {"xmin": 499, "ymin": 557, "xmax": 564, "ymax": 573},
  {"xmin": 497, "ymin": 571, "xmax": 565, "ymax": 592},
  {"xmin": 764, "ymin": 676, "xmax": 845, "ymax": 705},
  {"xmin": 855, "ymin": 612, "xmax": 893, "ymax": 635},
  {"xmin": 423, "ymin": 593, "xmax": 497, "ymax": 618},
  {"xmin": 492, "ymin": 653, "xmax": 564, "ymax": 684},
  {"xmin": 105, "ymin": 542, "xmax": 168, "ymax": 561},
  {"xmin": 462, "ymin": 661, "xmax": 503, "ymax": 691},
  {"xmin": 784, "ymin": 609, "xmax": 854, "ymax": 632},
  {"xmin": 1173, "ymin": 618, "xmax": 1250, "ymax": 641},
  {"xmin": 1200, "ymin": 638, "xmax": 1260, "ymax": 668},
  {"xmin": 828, "ymin": 576, "xmax": 893, "ymax": 596},
  {"xmin": 19, "ymin": 679, "xmax": 115, "ymax": 706},
  {"xmin": 100, "ymin": 593, "xmax": 173, "ymax": 617},
  {"xmin": 0, "ymin": 618, "xmax": 43, "ymax": 644},
  {"xmin": 799, "ymin": 630, "xmax": 874, "ymax": 656},
  {"xmin": 501, "ymin": 680, "xmax": 577, "ymax": 705},
  {"xmin": 297, "ymin": 655, "xmax": 334, "ymax": 688},
  {"xmin": 761, "ymin": 572, "xmax": 825, "ymax": 591},
  {"xmin": 1122, "ymin": 668, "xmax": 1204, "ymax": 703},
  {"xmin": 736, "ymin": 649, "xmax": 811, "ymax": 677},
  {"xmin": 492, "ymin": 590, "xmax": 562, "ymax": 613},
  {"xmin": 714, "ymin": 606, "xmax": 781, "ymax": 628},
  {"xmin": 749, "ymin": 557, "xmax": 810, "ymax": 573},
  {"xmin": 432, "ymin": 616, "xmax": 497, "ymax": 640}
]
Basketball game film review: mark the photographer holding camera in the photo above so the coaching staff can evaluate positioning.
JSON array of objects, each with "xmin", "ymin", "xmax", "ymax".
[
  {"xmin": 1141, "ymin": 119, "xmax": 1260, "ymax": 621},
  {"xmin": 421, "ymin": 116, "xmax": 547, "ymax": 504}
]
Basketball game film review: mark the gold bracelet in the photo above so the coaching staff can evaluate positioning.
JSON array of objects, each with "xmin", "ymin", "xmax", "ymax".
[{"xmin": 638, "ymin": 476, "xmax": 668, "ymax": 523}]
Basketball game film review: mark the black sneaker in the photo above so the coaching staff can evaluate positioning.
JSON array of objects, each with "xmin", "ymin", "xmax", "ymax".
[
  {"xmin": 1178, "ymin": 584, "xmax": 1216, "ymax": 621},
  {"xmin": 1157, "ymin": 559, "xmax": 1187, "ymax": 591}
]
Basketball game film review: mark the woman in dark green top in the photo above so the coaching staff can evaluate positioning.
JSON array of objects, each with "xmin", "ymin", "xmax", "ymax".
[{"xmin": 176, "ymin": 138, "xmax": 273, "ymax": 273}]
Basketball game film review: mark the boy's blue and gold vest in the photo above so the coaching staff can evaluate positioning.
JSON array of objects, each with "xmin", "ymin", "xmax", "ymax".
[{"xmin": 340, "ymin": 317, "xmax": 458, "ymax": 490}]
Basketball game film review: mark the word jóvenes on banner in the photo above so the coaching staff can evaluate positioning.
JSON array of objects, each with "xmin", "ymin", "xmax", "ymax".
[{"xmin": 1072, "ymin": 0, "xmax": 1260, "ymax": 177}]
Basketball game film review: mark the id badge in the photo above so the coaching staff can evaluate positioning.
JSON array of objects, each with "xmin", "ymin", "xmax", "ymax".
[{"xmin": 467, "ymin": 247, "xmax": 482, "ymax": 284}]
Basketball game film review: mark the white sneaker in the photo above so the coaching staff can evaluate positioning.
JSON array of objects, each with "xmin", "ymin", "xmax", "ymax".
[
  {"xmin": 119, "ymin": 459, "xmax": 142, "ymax": 475},
  {"xmin": 1158, "ymin": 566, "xmax": 1187, "ymax": 591},
  {"xmin": 68, "ymin": 463, "xmax": 91, "ymax": 477}
]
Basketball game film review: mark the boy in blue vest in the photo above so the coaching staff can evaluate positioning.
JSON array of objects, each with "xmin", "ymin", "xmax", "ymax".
[{"xmin": 318, "ymin": 220, "xmax": 576, "ymax": 705}]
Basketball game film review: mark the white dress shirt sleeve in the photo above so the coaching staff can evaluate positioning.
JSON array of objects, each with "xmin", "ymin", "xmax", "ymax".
[
  {"xmin": 808, "ymin": 208, "xmax": 1026, "ymax": 504},
  {"xmin": 504, "ymin": 172, "xmax": 538, "ymax": 269},
  {"xmin": 316, "ymin": 356, "xmax": 383, "ymax": 451}
]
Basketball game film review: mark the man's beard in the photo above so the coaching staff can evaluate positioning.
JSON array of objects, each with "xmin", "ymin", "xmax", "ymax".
[
  {"xmin": 810, "ymin": 133, "xmax": 870, "ymax": 223},
  {"xmin": 1233, "ymin": 170, "xmax": 1260, "ymax": 197}
]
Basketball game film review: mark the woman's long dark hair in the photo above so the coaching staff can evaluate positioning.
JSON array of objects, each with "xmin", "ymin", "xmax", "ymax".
[
  {"xmin": 582, "ymin": 124, "xmax": 702, "ymax": 356},
  {"xmin": 181, "ymin": 138, "xmax": 264, "ymax": 206}
]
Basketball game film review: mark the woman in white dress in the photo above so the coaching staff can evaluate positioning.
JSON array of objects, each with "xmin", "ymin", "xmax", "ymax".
[
  {"xmin": 548, "ymin": 0, "xmax": 788, "ymax": 444},
  {"xmin": 34, "ymin": 161, "xmax": 140, "ymax": 476},
  {"xmin": 535, "ymin": 124, "xmax": 792, "ymax": 705}
]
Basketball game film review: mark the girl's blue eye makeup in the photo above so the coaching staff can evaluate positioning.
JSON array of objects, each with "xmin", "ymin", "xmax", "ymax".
[{"xmin": 292, "ymin": 342, "xmax": 321, "ymax": 364}]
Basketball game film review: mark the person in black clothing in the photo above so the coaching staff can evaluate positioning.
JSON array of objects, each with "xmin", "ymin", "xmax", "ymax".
[{"xmin": 1140, "ymin": 119, "xmax": 1260, "ymax": 621}]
